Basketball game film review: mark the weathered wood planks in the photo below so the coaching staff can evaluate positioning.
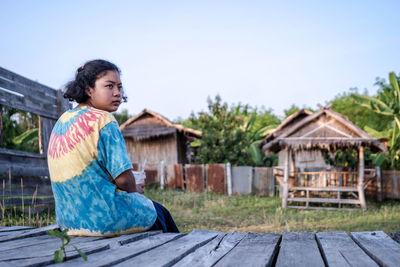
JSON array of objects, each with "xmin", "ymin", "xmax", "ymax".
[
  {"xmin": 174, "ymin": 232, "xmax": 246, "ymax": 267},
  {"xmin": 0, "ymin": 225, "xmax": 400, "ymax": 266},
  {"xmin": 351, "ymin": 231, "xmax": 400, "ymax": 267},
  {"xmin": 316, "ymin": 231, "xmax": 378, "ymax": 267},
  {"xmin": 214, "ymin": 233, "xmax": 281, "ymax": 267},
  {"xmin": 276, "ymin": 232, "xmax": 324, "ymax": 267},
  {"xmin": 114, "ymin": 229, "xmax": 219, "ymax": 267}
]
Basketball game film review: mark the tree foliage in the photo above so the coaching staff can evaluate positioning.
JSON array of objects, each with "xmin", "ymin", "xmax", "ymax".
[
  {"xmin": 1, "ymin": 106, "xmax": 39, "ymax": 153},
  {"xmin": 186, "ymin": 95, "xmax": 280, "ymax": 166},
  {"xmin": 113, "ymin": 109, "xmax": 130, "ymax": 125},
  {"xmin": 351, "ymin": 73, "xmax": 400, "ymax": 169}
]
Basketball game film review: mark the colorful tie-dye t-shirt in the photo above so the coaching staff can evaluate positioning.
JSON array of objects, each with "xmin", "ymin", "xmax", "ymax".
[{"xmin": 47, "ymin": 106, "xmax": 157, "ymax": 236}]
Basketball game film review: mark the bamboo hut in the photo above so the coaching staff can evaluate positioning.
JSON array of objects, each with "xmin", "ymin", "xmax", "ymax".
[
  {"xmin": 119, "ymin": 109, "xmax": 202, "ymax": 166},
  {"xmin": 260, "ymin": 104, "xmax": 387, "ymax": 210}
]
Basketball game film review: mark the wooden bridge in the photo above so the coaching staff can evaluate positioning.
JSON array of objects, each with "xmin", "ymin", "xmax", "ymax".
[{"xmin": 0, "ymin": 225, "xmax": 399, "ymax": 266}]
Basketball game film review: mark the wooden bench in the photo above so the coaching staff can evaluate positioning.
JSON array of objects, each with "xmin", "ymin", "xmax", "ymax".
[
  {"xmin": 0, "ymin": 225, "xmax": 399, "ymax": 266},
  {"xmin": 288, "ymin": 186, "xmax": 361, "ymax": 210}
]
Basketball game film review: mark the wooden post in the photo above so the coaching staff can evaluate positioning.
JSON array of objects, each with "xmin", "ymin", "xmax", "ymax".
[
  {"xmin": 226, "ymin": 162, "xmax": 232, "ymax": 196},
  {"xmin": 358, "ymin": 146, "xmax": 367, "ymax": 210},
  {"xmin": 159, "ymin": 160, "xmax": 165, "ymax": 189},
  {"xmin": 282, "ymin": 148, "xmax": 290, "ymax": 208},
  {"xmin": 376, "ymin": 166, "xmax": 382, "ymax": 202}
]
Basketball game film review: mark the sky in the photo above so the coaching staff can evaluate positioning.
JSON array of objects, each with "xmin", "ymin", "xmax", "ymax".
[{"xmin": 1, "ymin": 0, "xmax": 399, "ymax": 121}]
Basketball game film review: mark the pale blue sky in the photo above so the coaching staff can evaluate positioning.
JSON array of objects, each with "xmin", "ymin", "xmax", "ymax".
[{"xmin": 1, "ymin": 0, "xmax": 399, "ymax": 120}]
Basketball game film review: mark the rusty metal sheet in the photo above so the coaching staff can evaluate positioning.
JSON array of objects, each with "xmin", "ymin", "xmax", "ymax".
[
  {"xmin": 185, "ymin": 164, "xmax": 204, "ymax": 193},
  {"xmin": 164, "ymin": 164, "xmax": 184, "ymax": 189},
  {"xmin": 174, "ymin": 164, "xmax": 184, "ymax": 189},
  {"xmin": 206, "ymin": 164, "xmax": 226, "ymax": 194},
  {"xmin": 144, "ymin": 168, "xmax": 158, "ymax": 188}
]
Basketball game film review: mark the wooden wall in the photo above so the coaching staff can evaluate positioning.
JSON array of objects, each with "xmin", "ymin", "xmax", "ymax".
[
  {"xmin": 278, "ymin": 150, "xmax": 328, "ymax": 171},
  {"xmin": 0, "ymin": 67, "xmax": 70, "ymax": 208},
  {"xmin": 125, "ymin": 135, "xmax": 179, "ymax": 165}
]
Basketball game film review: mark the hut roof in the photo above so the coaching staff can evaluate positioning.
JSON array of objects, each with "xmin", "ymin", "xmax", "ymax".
[
  {"xmin": 119, "ymin": 109, "xmax": 202, "ymax": 141},
  {"xmin": 260, "ymin": 106, "xmax": 387, "ymax": 153}
]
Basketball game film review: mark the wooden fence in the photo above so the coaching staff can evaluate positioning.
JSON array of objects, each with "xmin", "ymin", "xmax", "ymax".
[{"xmin": 0, "ymin": 67, "xmax": 70, "ymax": 209}]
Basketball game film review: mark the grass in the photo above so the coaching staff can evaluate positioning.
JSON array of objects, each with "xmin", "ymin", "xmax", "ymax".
[
  {"xmin": 1, "ymin": 188, "xmax": 399, "ymax": 235},
  {"xmin": 145, "ymin": 188, "xmax": 400, "ymax": 234}
]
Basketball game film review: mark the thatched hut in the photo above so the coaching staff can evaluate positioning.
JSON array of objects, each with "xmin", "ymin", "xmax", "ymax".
[
  {"xmin": 260, "ymin": 105, "xmax": 387, "ymax": 210},
  {"xmin": 120, "ymin": 109, "xmax": 202, "ymax": 166}
]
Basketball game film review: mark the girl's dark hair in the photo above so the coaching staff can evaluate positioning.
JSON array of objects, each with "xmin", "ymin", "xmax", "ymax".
[{"xmin": 64, "ymin": 59, "xmax": 127, "ymax": 103}]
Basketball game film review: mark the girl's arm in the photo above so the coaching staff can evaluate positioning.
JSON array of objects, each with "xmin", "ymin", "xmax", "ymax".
[{"xmin": 114, "ymin": 170, "xmax": 138, "ymax": 193}]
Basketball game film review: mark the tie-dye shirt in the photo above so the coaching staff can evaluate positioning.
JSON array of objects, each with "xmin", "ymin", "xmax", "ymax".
[{"xmin": 47, "ymin": 105, "xmax": 156, "ymax": 236}]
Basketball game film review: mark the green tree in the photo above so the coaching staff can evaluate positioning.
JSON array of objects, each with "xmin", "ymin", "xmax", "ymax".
[
  {"xmin": 351, "ymin": 72, "xmax": 400, "ymax": 169},
  {"xmin": 1, "ymin": 106, "xmax": 39, "ymax": 153},
  {"xmin": 329, "ymin": 88, "xmax": 390, "ymax": 132},
  {"xmin": 113, "ymin": 109, "xmax": 130, "ymax": 125},
  {"xmin": 188, "ymin": 95, "xmax": 252, "ymax": 165},
  {"xmin": 187, "ymin": 96, "xmax": 281, "ymax": 166},
  {"xmin": 283, "ymin": 104, "xmax": 314, "ymax": 118}
]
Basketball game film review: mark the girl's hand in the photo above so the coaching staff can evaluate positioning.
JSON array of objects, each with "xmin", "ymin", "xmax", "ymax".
[{"xmin": 136, "ymin": 183, "xmax": 145, "ymax": 194}]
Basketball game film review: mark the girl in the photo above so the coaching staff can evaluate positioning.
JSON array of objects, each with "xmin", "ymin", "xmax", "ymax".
[{"xmin": 47, "ymin": 59, "xmax": 179, "ymax": 236}]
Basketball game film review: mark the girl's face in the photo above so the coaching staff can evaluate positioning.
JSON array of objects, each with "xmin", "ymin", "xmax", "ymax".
[{"xmin": 86, "ymin": 70, "xmax": 122, "ymax": 112}]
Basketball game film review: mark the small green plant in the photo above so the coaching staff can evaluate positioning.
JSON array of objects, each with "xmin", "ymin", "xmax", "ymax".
[{"xmin": 47, "ymin": 229, "xmax": 88, "ymax": 263}]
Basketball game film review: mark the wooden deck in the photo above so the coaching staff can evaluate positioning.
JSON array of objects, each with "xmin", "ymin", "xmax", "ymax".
[{"xmin": 0, "ymin": 225, "xmax": 399, "ymax": 266}]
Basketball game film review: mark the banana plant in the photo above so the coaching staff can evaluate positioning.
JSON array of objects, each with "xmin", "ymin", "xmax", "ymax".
[{"xmin": 351, "ymin": 72, "xmax": 400, "ymax": 169}]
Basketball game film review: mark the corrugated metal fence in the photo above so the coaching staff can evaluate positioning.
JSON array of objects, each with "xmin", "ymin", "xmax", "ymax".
[{"xmin": 134, "ymin": 163, "xmax": 276, "ymax": 197}]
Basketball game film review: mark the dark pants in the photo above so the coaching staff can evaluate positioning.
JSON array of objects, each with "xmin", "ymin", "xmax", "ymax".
[{"xmin": 150, "ymin": 201, "xmax": 179, "ymax": 233}]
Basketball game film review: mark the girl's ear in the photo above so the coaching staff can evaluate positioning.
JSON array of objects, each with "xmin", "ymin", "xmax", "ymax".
[{"xmin": 86, "ymin": 87, "xmax": 93, "ymax": 98}]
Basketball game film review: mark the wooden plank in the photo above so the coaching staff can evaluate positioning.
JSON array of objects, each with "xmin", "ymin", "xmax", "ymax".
[
  {"xmin": 290, "ymin": 186, "xmax": 358, "ymax": 192},
  {"xmin": 0, "ymin": 230, "xmax": 161, "ymax": 266},
  {"xmin": 206, "ymin": 164, "xmax": 226, "ymax": 194},
  {"xmin": 56, "ymin": 232, "xmax": 184, "ymax": 266},
  {"xmin": 0, "ymin": 175, "xmax": 51, "ymax": 186},
  {"xmin": 0, "ymin": 76, "xmax": 57, "ymax": 107},
  {"xmin": 0, "ymin": 234, "xmax": 99, "ymax": 252},
  {"xmin": 316, "ymin": 231, "xmax": 378, "ymax": 267},
  {"xmin": 0, "ymin": 147, "xmax": 46, "ymax": 159},
  {"xmin": 0, "ymin": 224, "xmax": 58, "ymax": 242},
  {"xmin": 0, "ymin": 157, "xmax": 49, "ymax": 177},
  {"xmin": 0, "ymin": 185, "xmax": 53, "ymax": 197},
  {"xmin": 289, "ymin": 197, "xmax": 360, "ymax": 204},
  {"xmin": 114, "ymin": 229, "xmax": 219, "ymax": 267},
  {"xmin": 39, "ymin": 116, "xmax": 56, "ymax": 154},
  {"xmin": 0, "ymin": 196, "xmax": 54, "ymax": 207},
  {"xmin": 0, "ymin": 226, "xmax": 34, "ymax": 233},
  {"xmin": 174, "ymin": 232, "xmax": 246, "ymax": 267},
  {"xmin": 0, "ymin": 67, "xmax": 57, "ymax": 97},
  {"xmin": 351, "ymin": 231, "xmax": 400, "ymax": 266},
  {"xmin": 0, "ymin": 237, "xmax": 109, "ymax": 266},
  {"xmin": 0, "ymin": 88, "xmax": 59, "ymax": 119},
  {"xmin": 276, "ymin": 232, "xmax": 324, "ymax": 267},
  {"xmin": 288, "ymin": 205, "xmax": 359, "ymax": 211},
  {"xmin": 214, "ymin": 233, "xmax": 281, "ymax": 267}
]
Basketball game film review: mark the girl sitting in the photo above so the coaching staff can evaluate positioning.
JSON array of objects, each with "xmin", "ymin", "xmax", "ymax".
[{"xmin": 47, "ymin": 59, "xmax": 179, "ymax": 236}]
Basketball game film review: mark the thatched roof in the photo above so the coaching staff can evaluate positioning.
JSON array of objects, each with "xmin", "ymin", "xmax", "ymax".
[
  {"xmin": 260, "ymin": 106, "xmax": 387, "ymax": 153},
  {"xmin": 119, "ymin": 109, "xmax": 202, "ymax": 141}
]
